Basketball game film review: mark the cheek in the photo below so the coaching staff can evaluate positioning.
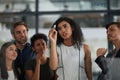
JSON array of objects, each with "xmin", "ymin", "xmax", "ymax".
[
  {"xmin": 6, "ymin": 53, "xmax": 11, "ymax": 59},
  {"xmin": 5, "ymin": 51, "xmax": 9, "ymax": 57},
  {"xmin": 14, "ymin": 35, "xmax": 19, "ymax": 39},
  {"xmin": 68, "ymin": 29, "xmax": 73, "ymax": 36},
  {"xmin": 67, "ymin": 27, "xmax": 72, "ymax": 32},
  {"xmin": 15, "ymin": 53, "xmax": 18, "ymax": 57},
  {"xmin": 25, "ymin": 32, "xmax": 28, "ymax": 37},
  {"xmin": 110, "ymin": 33, "xmax": 119, "ymax": 40},
  {"xmin": 114, "ymin": 32, "xmax": 120, "ymax": 37},
  {"xmin": 24, "ymin": 34, "xmax": 27, "ymax": 37},
  {"xmin": 34, "ymin": 47, "xmax": 40, "ymax": 52},
  {"xmin": 117, "ymin": 33, "xmax": 120, "ymax": 39}
]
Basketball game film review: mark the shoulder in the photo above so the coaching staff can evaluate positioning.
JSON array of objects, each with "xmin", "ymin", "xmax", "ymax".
[
  {"xmin": 26, "ymin": 42, "xmax": 32, "ymax": 47},
  {"xmin": 23, "ymin": 43, "xmax": 32, "ymax": 50},
  {"xmin": 83, "ymin": 44, "xmax": 91, "ymax": 56},
  {"xmin": 83, "ymin": 44, "xmax": 90, "ymax": 52},
  {"xmin": 23, "ymin": 42, "xmax": 33, "ymax": 51},
  {"xmin": 24, "ymin": 43, "xmax": 35, "ymax": 57}
]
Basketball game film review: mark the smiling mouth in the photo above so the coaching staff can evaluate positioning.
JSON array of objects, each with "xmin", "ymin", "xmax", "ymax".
[{"xmin": 63, "ymin": 33, "xmax": 67, "ymax": 36}]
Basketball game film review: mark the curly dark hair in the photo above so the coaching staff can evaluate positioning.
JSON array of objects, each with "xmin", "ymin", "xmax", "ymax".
[
  {"xmin": 51, "ymin": 17, "xmax": 84, "ymax": 48},
  {"xmin": 31, "ymin": 33, "xmax": 48, "ymax": 47}
]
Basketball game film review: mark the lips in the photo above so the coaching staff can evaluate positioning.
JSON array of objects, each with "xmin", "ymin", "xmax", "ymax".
[{"xmin": 62, "ymin": 33, "xmax": 67, "ymax": 37}]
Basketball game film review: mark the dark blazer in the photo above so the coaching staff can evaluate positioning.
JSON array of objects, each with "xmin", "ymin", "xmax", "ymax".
[{"xmin": 95, "ymin": 49, "xmax": 120, "ymax": 80}]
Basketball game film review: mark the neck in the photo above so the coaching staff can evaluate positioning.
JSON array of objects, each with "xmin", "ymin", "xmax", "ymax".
[
  {"xmin": 6, "ymin": 60, "xmax": 13, "ymax": 70},
  {"xmin": 63, "ymin": 38, "xmax": 73, "ymax": 46},
  {"xmin": 16, "ymin": 42, "xmax": 26, "ymax": 50}
]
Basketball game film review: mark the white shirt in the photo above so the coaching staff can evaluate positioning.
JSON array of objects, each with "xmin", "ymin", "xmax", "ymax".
[
  {"xmin": 56, "ymin": 43, "xmax": 87, "ymax": 80},
  {"xmin": 7, "ymin": 70, "xmax": 17, "ymax": 80}
]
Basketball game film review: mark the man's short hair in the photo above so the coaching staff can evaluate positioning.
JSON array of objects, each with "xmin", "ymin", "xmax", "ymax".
[{"xmin": 11, "ymin": 21, "xmax": 28, "ymax": 34}]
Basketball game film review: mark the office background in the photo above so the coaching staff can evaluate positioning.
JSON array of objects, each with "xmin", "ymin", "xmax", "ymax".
[{"xmin": 0, "ymin": 0, "xmax": 120, "ymax": 79}]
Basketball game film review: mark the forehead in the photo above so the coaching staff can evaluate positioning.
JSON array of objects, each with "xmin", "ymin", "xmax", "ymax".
[
  {"xmin": 58, "ymin": 21, "xmax": 68, "ymax": 26},
  {"xmin": 34, "ymin": 39, "xmax": 46, "ymax": 43},
  {"xmin": 108, "ymin": 24, "xmax": 119, "ymax": 29},
  {"xmin": 7, "ymin": 44, "xmax": 16, "ymax": 49},
  {"xmin": 14, "ymin": 25, "xmax": 27, "ymax": 31}
]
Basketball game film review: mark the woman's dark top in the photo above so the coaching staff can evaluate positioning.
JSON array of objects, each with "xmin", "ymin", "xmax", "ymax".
[{"xmin": 25, "ymin": 58, "xmax": 54, "ymax": 80}]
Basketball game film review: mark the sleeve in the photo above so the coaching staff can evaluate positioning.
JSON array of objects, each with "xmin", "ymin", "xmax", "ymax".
[{"xmin": 95, "ymin": 56, "xmax": 108, "ymax": 74}]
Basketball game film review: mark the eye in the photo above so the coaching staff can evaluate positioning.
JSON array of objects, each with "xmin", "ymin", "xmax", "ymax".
[
  {"xmin": 9, "ymin": 47, "xmax": 14, "ymax": 51},
  {"xmin": 36, "ymin": 43, "xmax": 40, "ymax": 46},
  {"xmin": 16, "ymin": 31, "xmax": 21, "ymax": 34},
  {"xmin": 23, "ymin": 30, "xmax": 27, "ymax": 33},
  {"xmin": 63, "ymin": 24, "xmax": 67, "ymax": 28},
  {"xmin": 110, "ymin": 29, "xmax": 114, "ymax": 32},
  {"xmin": 42, "ymin": 42, "xmax": 45, "ymax": 46}
]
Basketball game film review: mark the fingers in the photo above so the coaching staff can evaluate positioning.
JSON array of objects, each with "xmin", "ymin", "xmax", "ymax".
[
  {"xmin": 36, "ymin": 54, "xmax": 41, "ymax": 64},
  {"xmin": 49, "ymin": 29, "xmax": 57, "ymax": 37},
  {"xmin": 48, "ymin": 29, "xmax": 57, "ymax": 42},
  {"xmin": 96, "ymin": 48, "xmax": 107, "ymax": 57}
]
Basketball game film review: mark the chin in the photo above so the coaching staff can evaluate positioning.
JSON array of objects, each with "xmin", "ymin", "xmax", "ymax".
[{"xmin": 12, "ymin": 57, "xmax": 17, "ymax": 60}]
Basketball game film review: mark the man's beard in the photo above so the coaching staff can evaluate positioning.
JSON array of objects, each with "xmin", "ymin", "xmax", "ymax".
[{"xmin": 16, "ymin": 38, "xmax": 27, "ymax": 45}]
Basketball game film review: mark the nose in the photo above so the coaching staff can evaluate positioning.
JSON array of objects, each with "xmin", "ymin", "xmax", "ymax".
[
  {"xmin": 14, "ymin": 50, "xmax": 17, "ymax": 53},
  {"xmin": 61, "ymin": 28, "xmax": 65, "ymax": 33},
  {"xmin": 21, "ymin": 32, "xmax": 25, "ymax": 37}
]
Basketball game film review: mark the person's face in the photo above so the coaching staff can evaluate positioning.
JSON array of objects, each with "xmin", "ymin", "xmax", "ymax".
[
  {"xmin": 57, "ymin": 21, "xmax": 73, "ymax": 40},
  {"xmin": 12, "ymin": 25, "xmax": 28, "ymax": 45},
  {"xmin": 107, "ymin": 24, "xmax": 120, "ymax": 42},
  {"xmin": 32, "ymin": 39, "xmax": 47, "ymax": 56},
  {"xmin": 5, "ymin": 44, "xmax": 17, "ymax": 61}
]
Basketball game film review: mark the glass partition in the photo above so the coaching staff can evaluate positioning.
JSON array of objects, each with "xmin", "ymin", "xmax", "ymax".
[
  {"xmin": 39, "ymin": 0, "xmax": 107, "ymax": 11},
  {"xmin": 110, "ymin": 0, "xmax": 120, "ymax": 10},
  {"xmin": 38, "ymin": 13, "xmax": 105, "ymax": 28},
  {"xmin": 0, "ymin": 0, "xmax": 120, "ymax": 79},
  {"xmin": 0, "ymin": 0, "xmax": 35, "ymax": 12}
]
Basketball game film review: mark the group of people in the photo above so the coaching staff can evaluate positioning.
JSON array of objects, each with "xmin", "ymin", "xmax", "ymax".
[{"xmin": 0, "ymin": 16, "xmax": 119, "ymax": 80}]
